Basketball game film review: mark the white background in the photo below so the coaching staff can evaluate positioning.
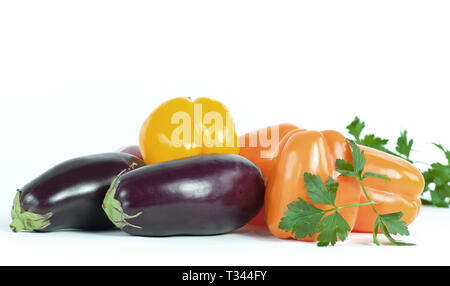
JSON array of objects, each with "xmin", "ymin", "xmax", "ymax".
[{"xmin": 0, "ymin": 1, "xmax": 449, "ymax": 266}]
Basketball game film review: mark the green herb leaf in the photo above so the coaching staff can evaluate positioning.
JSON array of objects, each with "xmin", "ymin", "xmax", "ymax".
[
  {"xmin": 335, "ymin": 159, "xmax": 356, "ymax": 177},
  {"xmin": 379, "ymin": 223, "xmax": 415, "ymax": 246},
  {"xmin": 347, "ymin": 140, "xmax": 366, "ymax": 176},
  {"xmin": 373, "ymin": 213, "xmax": 414, "ymax": 246},
  {"xmin": 279, "ymin": 175, "xmax": 353, "ymax": 246},
  {"xmin": 396, "ymin": 130, "xmax": 414, "ymax": 159},
  {"xmin": 433, "ymin": 143, "xmax": 450, "ymax": 164},
  {"xmin": 373, "ymin": 219, "xmax": 381, "ymax": 246},
  {"xmin": 325, "ymin": 176, "xmax": 339, "ymax": 195},
  {"xmin": 336, "ymin": 159, "xmax": 354, "ymax": 172},
  {"xmin": 304, "ymin": 173, "xmax": 337, "ymax": 206},
  {"xmin": 278, "ymin": 198, "xmax": 324, "ymax": 240},
  {"xmin": 378, "ymin": 218, "xmax": 415, "ymax": 246},
  {"xmin": 317, "ymin": 211, "xmax": 351, "ymax": 246},
  {"xmin": 430, "ymin": 184, "xmax": 450, "ymax": 208},
  {"xmin": 429, "ymin": 163, "xmax": 450, "ymax": 186},
  {"xmin": 379, "ymin": 212, "xmax": 410, "ymax": 236},
  {"xmin": 346, "ymin": 116, "xmax": 365, "ymax": 140},
  {"xmin": 423, "ymin": 158, "xmax": 450, "ymax": 207},
  {"xmin": 360, "ymin": 134, "xmax": 390, "ymax": 152}
]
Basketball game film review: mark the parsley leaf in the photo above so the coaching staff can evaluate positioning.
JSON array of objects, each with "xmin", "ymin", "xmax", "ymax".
[
  {"xmin": 422, "ymin": 144, "xmax": 450, "ymax": 207},
  {"xmin": 433, "ymin": 143, "xmax": 450, "ymax": 164},
  {"xmin": 279, "ymin": 173, "xmax": 351, "ymax": 246},
  {"xmin": 375, "ymin": 213, "xmax": 414, "ymax": 246},
  {"xmin": 304, "ymin": 173, "xmax": 337, "ymax": 206},
  {"xmin": 346, "ymin": 117, "xmax": 411, "ymax": 161},
  {"xmin": 396, "ymin": 130, "xmax": 414, "ymax": 159},
  {"xmin": 360, "ymin": 134, "xmax": 390, "ymax": 152},
  {"xmin": 379, "ymin": 212, "xmax": 410, "ymax": 236},
  {"xmin": 346, "ymin": 116, "xmax": 365, "ymax": 140},
  {"xmin": 279, "ymin": 198, "xmax": 324, "ymax": 240},
  {"xmin": 425, "ymin": 163, "xmax": 450, "ymax": 186},
  {"xmin": 430, "ymin": 184, "xmax": 450, "ymax": 207},
  {"xmin": 336, "ymin": 140, "xmax": 369, "ymax": 178},
  {"xmin": 335, "ymin": 159, "xmax": 353, "ymax": 173},
  {"xmin": 349, "ymin": 140, "xmax": 366, "ymax": 176},
  {"xmin": 317, "ymin": 212, "xmax": 351, "ymax": 247},
  {"xmin": 346, "ymin": 117, "xmax": 390, "ymax": 153}
]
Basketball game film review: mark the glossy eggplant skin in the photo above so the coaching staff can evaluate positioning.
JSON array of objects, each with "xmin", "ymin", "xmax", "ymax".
[
  {"xmin": 11, "ymin": 153, "xmax": 145, "ymax": 232},
  {"xmin": 103, "ymin": 154, "xmax": 265, "ymax": 236}
]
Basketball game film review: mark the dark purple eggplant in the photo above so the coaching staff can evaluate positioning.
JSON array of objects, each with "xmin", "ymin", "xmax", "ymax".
[
  {"xmin": 102, "ymin": 154, "xmax": 265, "ymax": 236},
  {"xmin": 10, "ymin": 153, "xmax": 145, "ymax": 232}
]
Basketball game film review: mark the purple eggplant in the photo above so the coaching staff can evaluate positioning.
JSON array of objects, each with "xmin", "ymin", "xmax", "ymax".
[
  {"xmin": 10, "ymin": 153, "xmax": 145, "ymax": 232},
  {"xmin": 102, "ymin": 154, "xmax": 265, "ymax": 236}
]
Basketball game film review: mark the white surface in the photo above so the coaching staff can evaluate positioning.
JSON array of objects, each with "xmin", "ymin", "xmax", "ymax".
[
  {"xmin": 0, "ymin": 1, "xmax": 449, "ymax": 266},
  {"xmin": 0, "ymin": 206, "xmax": 449, "ymax": 266}
]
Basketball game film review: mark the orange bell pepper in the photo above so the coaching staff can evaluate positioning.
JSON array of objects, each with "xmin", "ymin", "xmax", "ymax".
[
  {"xmin": 238, "ymin": 123, "xmax": 300, "ymax": 226},
  {"xmin": 239, "ymin": 123, "xmax": 301, "ymax": 182},
  {"xmin": 240, "ymin": 126, "xmax": 424, "ymax": 241},
  {"xmin": 139, "ymin": 97, "xmax": 240, "ymax": 165},
  {"xmin": 264, "ymin": 129, "xmax": 361, "ymax": 241}
]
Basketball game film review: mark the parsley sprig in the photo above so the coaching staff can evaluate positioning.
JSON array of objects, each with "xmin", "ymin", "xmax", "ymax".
[
  {"xmin": 337, "ymin": 141, "xmax": 413, "ymax": 246},
  {"xmin": 278, "ymin": 173, "xmax": 371, "ymax": 246},
  {"xmin": 347, "ymin": 116, "xmax": 450, "ymax": 207},
  {"xmin": 422, "ymin": 144, "xmax": 450, "ymax": 207},
  {"xmin": 279, "ymin": 139, "xmax": 414, "ymax": 246},
  {"xmin": 346, "ymin": 116, "xmax": 413, "ymax": 162}
]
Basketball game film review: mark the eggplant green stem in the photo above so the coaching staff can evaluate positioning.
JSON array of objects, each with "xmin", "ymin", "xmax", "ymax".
[
  {"xmin": 102, "ymin": 172, "xmax": 142, "ymax": 229},
  {"xmin": 10, "ymin": 190, "xmax": 52, "ymax": 232}
]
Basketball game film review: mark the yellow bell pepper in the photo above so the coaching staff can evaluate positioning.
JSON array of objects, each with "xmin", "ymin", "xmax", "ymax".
[{"xmin": 139, "ymin": 97, "xmax": 240, "ymax": 164}]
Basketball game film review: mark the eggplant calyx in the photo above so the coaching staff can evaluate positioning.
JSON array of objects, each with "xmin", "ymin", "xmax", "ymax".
[
  {"xmin": 10, "ymin": 191, "xmax": 52, "ymax": 232},
  {"xmin": 102, "ymin": 174, "xmax": 142, "ymax": 230}
]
